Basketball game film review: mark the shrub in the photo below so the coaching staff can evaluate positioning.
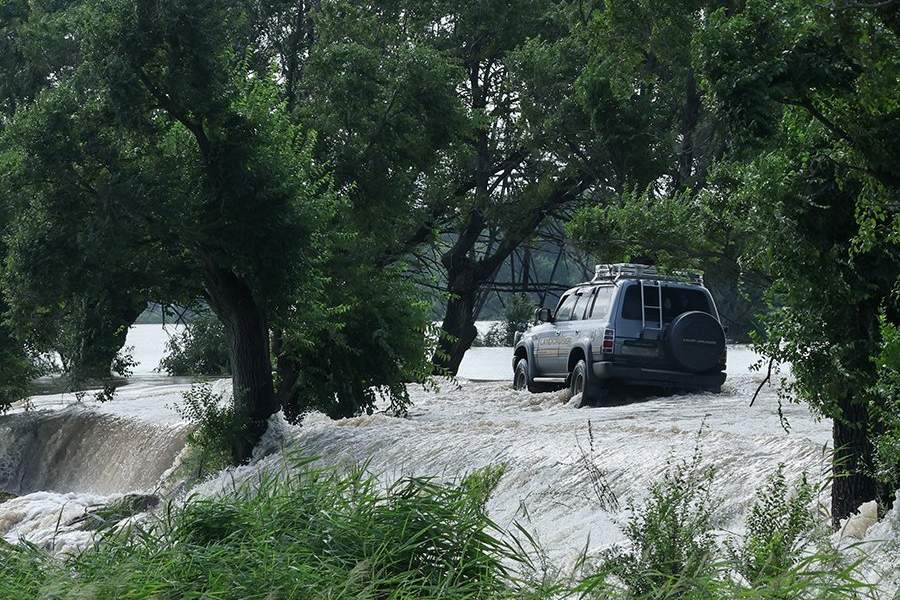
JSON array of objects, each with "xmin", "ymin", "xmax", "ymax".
[
  {"xmin": 871, "ymin": 314, "xmax": 900, "ymax": 490},
  {"xmin": 728, "ymin": 466, "xmax": 816, "ymax": 585},
  {"xmin": 0, "ymin": 313, "xmax": 38, "ymax": 412},
  {"xmin": 578, "ymin": 450, "xmax": 869, "ymax": 600},
  {"xmin": 172, "ymin": 384, "xmax": 234, "ymax": 477},
  {"xmin": 280, "ymin": 264, "xmax": 435, "ymax": 421},
  {"xmin": 477, "ymin": 295, "xmax": 535, "ymax": 348},
  {"xmin": 158, "ymin": 314, "xmax": 230, "ymax": 376},
  {"xmin": 592, "ymin": 445, "xmax": 718, "ymax": 598}
]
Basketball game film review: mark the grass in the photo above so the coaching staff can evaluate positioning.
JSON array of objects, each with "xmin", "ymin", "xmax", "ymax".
[{"xmin": 0, "ymin": 453, "xmax": 882, "ymax": 600}]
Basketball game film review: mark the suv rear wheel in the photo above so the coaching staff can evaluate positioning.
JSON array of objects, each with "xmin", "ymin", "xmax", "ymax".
[{"xmin": 570, "ymin": 359, "xmax": 608, "ymax": 407}]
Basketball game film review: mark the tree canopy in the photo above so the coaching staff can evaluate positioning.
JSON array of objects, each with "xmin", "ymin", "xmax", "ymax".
[{"xmin": 0, "ymin": 0, "xmax": 897, "ymax": 524}]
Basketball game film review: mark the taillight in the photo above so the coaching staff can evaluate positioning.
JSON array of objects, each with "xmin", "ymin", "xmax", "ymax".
[{"xmin": 601, "ymin": 328, "xmax": 615, "ymax": 354}]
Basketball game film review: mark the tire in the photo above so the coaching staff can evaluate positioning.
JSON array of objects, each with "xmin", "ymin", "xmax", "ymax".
[
  {"xmin": 569, "ymin": 359, "xmax": 608, "ymax": 407},
  {"xmin": 668, "ymin": 311, "xmax": 726, "ymax": 373},
  {"xmin": 513, "ymin": 358, "xmax": 558, "ymax": 393}
]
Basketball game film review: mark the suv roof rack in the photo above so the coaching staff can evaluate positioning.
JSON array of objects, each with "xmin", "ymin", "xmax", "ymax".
[{"xmin": 590, "ymin": 263, "xmax": 704, "ymax": 285}]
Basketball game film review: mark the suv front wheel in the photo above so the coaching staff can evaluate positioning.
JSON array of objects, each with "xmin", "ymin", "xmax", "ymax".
[
  {"xmin": 570, "ymin": 359, "xmax": 608, "ymax": 407},
  {"xmin": 513, "ymin": 358, "xmax": 559, "ymax": 393}
]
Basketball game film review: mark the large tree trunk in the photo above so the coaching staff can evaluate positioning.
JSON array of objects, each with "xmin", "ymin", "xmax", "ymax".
[
  {"xmin": 203, "ymin": 263, "xmax": 278, "ymax": 464},
  {"xmin": 433, "ymin": 261, "xmax": 479, "ymax": 376},
  {"xmin": 831, "ymin": 395, "xmax": 877, "ymax": 527},
  {"xmin": 435, "ymin": 292, "xmax": 479, "ymax": 376}
]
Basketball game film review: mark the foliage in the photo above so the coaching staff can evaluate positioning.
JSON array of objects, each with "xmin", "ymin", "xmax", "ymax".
[
  {"xmin": 590, "ymin": 444, "xmax": 718, "ymax": 598},
  {"xmin": 870, "ymin": 314, "xmax": 900, "ymax": 486},
  {"xmin": 567, "ymin": 0, "xmax": 899, "ymax": 518},
  {"xmin": 0, "ymin": 0, "xmax": 347, "ymax": 461},
  {"xmin": 0, "ymin": 454, "xmax": 876, "ymax": 600},
  {"xmin": 158, "ymin": 314, "xmax": 230, "ymax": 377},
  {"xmin": 0, "ymin": 0, "xmax": 469, "ymax": 460},
  {"xmin": 0, "ymin": 1, "xmax": 162, "ymax": 382},
  {"xmin": 568, "ymin": 188, "xmax": 715, "ymax": 271},
  {"xmin": 727, "ymin": 466, "xmax": 816, "ymax": 586},
  {"xmin": 0, "ymin": 461, "xmax": 529, "ymax": 600},
  {"xmin": 477, "ymin": 295, "xmax": 535, "ymax": 348},
  {"xmin": 0, "ymin": 319, "xmax": 33, "ymax": 412},
  {"xmin": 281, "ymin": 263, "xmax": 436, "ymax": 421},
  {"xmin": 695, "ymin": 0, "xmax": 899, "ymax": 518},
  {"xmin": 579, "ymin": 461, "xmax": 867, "ymax": 600},
  {"xmin": 172, "ymin": 384, "xmax": 235, "ymax": 476}
]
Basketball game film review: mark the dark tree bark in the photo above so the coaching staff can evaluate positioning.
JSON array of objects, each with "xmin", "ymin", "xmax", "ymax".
[
  {"xmin": 831, "ymin": 397, "xmax": 877, "ymax": 527},
  {"xmin": 433, "ymin": 258, "xmax": 480, "ymax": 374},
  {"xmin": 673, "ymin": 69, "xmax": 701, "ymax": 190},
  {"xmin": 203, "ymin": 261, "xmax": 278, "ymax": 464},
  {"xmin": 433, "ymin": 176, "xmax": 591, "ymax": 375}
]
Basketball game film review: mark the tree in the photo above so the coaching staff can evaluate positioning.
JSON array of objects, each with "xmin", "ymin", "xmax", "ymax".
[
  {"xmin": 1, "ymin": 0, "xmax": 338, "ymax": 462},
  {"xmin": 696, "ymin": 0, "xmax": 899, "ymax": 524},
  {"xmin": 358, "ymin": 0, "xmax": 638, "ymax": 374},
  {"xmin": 564, "ymin": 0, "xmax": 898, "ymax": 522},
  {"xmin": 0, "ymin": 172, "xmax": 33, "ymax": 412},
  {"xmin": 0, "ymin": 0, "xmax": 154, "ymax": 382},
  {"xmin": 566, "ymin": 0, "xmax": 767, "ymax": 340},
  {"xmin": 1, "ymin": 0, "xmax": 457, "ymax": 459},
  {"xmin": 265, "ymin": 0, "xmax": 465, "ymax": 415}
]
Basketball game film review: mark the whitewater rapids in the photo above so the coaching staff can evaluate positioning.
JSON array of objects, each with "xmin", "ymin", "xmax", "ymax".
[{"xmin": 0, "ymin": 344, "xmax": 897, "ymax": 594}]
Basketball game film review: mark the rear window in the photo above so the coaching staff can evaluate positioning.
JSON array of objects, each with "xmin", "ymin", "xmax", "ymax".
[{"xmin": 621, "ymin": 284, "xmax": 711, "ymax": 323}]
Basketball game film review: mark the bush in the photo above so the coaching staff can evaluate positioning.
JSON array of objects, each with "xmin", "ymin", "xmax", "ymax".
[
  {"xmin": 728, "ymin": 466, "xmax": 816, "ymax": 585},
  {"xmin": 280, "ymin": 263, "xmax": 435, "ymax": 421},
  {"xmin": 584, "ymin": 444, "xmax": 718, "ymax": 598},
  {"xmin": 0, "ymin": 304, "xmax": 38, "ymax": 412},
  {"xmin": 476, "ymin": 295, "xmax": 535, "ymax": 348},
  {"xmin": 172, "ymin": 383, "xmax": 235, "ymax": 477},
  {"xmin": 579, "ymin": 452, "xmax": 869, "ymax": 600},
  {"xmin": 871, "ymin": 314, "xmax": 900, "ymax": 490},
  {"xmin": 158, "ymin": 314, "xmax": 230, "ymax": 376},
  {"xmin": 0, "ymin": 345, "xmax": 33, "ymax": 413}
]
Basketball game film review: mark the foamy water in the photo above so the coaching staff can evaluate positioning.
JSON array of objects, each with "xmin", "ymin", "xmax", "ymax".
[{"xmin": 1, "ymin": 331, "xmax": 897, "ymax": 595}]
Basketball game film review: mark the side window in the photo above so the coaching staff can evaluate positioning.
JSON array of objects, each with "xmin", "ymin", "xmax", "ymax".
[
  {"xmin": 570, "ymin": 293, "xmax": 584, "ymax": 321},
  {"xmin": 555, "ymin": 294, "xmax": 579, "ymax": 321},
  {"xmin": 580, "ymin": 288, "xmax": 598, "ymax": 319},
  {"xmin": 589, "ymin": 286, "xmax": 614, "ymax": 320}
]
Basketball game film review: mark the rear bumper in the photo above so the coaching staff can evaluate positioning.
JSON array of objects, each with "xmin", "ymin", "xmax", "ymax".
[{"xmin": 592, "ymin": 361, "xmax": 726, "ymax": 390}]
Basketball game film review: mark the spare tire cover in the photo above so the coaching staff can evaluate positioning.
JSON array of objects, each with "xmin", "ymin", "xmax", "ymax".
[{"xmin": 668, "ymin": 311, "xmax": 725, "ymax": 373}]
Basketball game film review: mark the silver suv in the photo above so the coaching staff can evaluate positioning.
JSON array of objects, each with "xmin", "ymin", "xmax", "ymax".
[{"xmin": 512, "ymin": 264, "xmax": 727, "ymax": 405}]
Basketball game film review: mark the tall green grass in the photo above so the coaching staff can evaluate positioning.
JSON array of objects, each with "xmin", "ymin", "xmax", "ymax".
[
  {"xmin": 0, "ymin": 454, "xmax": 881, "ymax": 600},
  {"xmin": 0, "ymin": 459, "xmax": 530, "ymax": 599},
  {"xmin": 576, "ymin": 453, "xmax": 875, "ymax": 600}
]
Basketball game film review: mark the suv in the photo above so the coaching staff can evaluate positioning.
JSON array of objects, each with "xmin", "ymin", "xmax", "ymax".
[{"xmin": 512, "ymin": 264, "xmax": 726, "ymax": 405}]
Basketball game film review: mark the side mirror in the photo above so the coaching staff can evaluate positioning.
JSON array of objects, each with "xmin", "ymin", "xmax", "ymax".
[{"xmin": 535, "ymin": 307, "xmax": 552, "ymax": 323}]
